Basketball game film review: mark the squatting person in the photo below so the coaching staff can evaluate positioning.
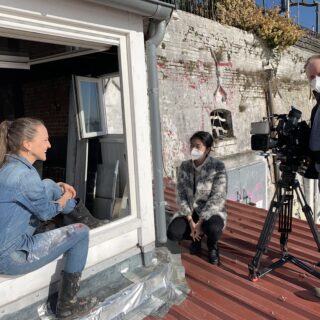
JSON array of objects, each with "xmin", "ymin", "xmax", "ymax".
[{"xmin": 167, "ymin": 131, "xmax": 228, "ymax": 264}]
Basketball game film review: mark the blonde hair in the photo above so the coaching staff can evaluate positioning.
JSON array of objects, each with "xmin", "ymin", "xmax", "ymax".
[{"xmin": 0, "ymin": 117, "xmax": 43, "ymax": 167}]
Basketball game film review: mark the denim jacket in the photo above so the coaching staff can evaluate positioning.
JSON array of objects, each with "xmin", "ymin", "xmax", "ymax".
[{"xmin": 0, "ymin": 154, "xmax": 62, "ymax": 256}]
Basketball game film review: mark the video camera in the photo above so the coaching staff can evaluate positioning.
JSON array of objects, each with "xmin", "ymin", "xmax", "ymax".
[{"xmin": 250, "ymin": 107, "xmax": 310, "ymax": 173}]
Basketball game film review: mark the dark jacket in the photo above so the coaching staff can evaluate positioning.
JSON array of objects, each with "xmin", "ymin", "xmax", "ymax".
[
  {"xmin": 305, "ymin": 93, "xmax": 320, "ymax": 178},
  {"xmin": 310, "ymin": 102, "xmax": 320, "ymax": 160}
]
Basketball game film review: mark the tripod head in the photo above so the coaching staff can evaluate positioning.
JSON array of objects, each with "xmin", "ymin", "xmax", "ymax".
[
  {"xmin": 260, "ymin": 150, "xmax": 302, "ymax": 189},
  {"xmin": 277, "ymin": 165, "xmax": 299, "ymax": 189}
]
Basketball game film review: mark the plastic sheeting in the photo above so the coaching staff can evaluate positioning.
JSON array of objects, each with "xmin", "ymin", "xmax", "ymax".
[{"xmin": 38, "ymin": 247, "xmax": 189, "ymax": 319}]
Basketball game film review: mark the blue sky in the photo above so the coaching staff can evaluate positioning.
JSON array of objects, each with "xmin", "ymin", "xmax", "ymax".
[{"xmin": 256, "ymin": 1, "xmax": 316, "ymax": 31}]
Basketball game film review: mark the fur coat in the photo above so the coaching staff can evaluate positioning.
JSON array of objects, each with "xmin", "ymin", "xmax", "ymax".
[{"xmin": 176, "ymin": 155, "xmax": 227, "ymax": 223}]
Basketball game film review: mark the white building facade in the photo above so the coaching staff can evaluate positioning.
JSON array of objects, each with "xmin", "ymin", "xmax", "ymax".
[{"xmin": 0, "ymin": 0, "xmax": 174, "ymax": 315}]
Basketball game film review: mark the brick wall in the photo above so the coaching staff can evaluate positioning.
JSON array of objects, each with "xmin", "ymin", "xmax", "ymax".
[
  {"xmin": 23, "ymin": 75, "xmax": 70, "ymax": 136},
  {"xmin": 158, "ymin": 10, "xmax": 315, "ymax": 178}
]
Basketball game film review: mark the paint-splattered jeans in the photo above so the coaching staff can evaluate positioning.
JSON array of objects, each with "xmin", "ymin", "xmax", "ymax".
[
  {"xmin": 0, "ymin": 224, "xmax": 89, "ymax": 275},
  {"xmin": 0, "ymin": 180, "xmax": 89, "ymax": 275}
]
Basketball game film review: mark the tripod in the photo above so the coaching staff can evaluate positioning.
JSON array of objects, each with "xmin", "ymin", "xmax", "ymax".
[{"xmin": 248, "ymin": 169, "xmax": 320, "ymax": 281}]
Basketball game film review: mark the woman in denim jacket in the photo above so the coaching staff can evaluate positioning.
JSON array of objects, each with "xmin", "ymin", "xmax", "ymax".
[
  {"xmin": 0, "ymin": 118, "xmax": 98, "ymax": 319},
  {"xmin": 167, "ymin": 131, "xmax": 227, "ymax": 265}
]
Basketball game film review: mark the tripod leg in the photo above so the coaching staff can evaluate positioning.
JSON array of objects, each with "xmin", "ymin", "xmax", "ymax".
[
  {"xmin": 258, "ymin": 256, "xmax": 289, "ymax": 278},
  {"xmin": 278, "ymin": 192, "xmax": 293, "ymax": 252},
  {"xmin": 288, "ymin": 255, "xmax": 320, "ymax": 279},
  {"xmin": 295, "ymin": 184, "xmax": 320, "ymax": 251},
  {"xmin": 280, "ymin": 232, "xmax": 288, "ymax": 252},
  {"xmin": 249, "ymin": 176, "xmax": 320, "ymax": 281},
  {"xmin": 258, "ymin": 255, "xmax": 320, "ymax": 280},
  {"xmin": 248, "ymin": 190, "xmax": 281, "ymax": 280}
]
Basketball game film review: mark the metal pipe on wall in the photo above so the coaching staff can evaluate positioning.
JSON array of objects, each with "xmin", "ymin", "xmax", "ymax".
[
  {"xmin": 86, "ymin": 0, "xmax": 174, "ymax": 243},
  {"xmin": 146, "ymin": 20, "xmax": 168, "ymax": 244},
  {"xmin": 317, "ymin": 4, "xmax": 320, "ymax": 34}
]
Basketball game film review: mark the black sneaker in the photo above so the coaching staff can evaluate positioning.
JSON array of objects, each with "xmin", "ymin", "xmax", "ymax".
[
  {"xmin": 208, "ymin": 248, "xmax": 219, "ymax": 265},
  {"xmin": 189, "ymin": 241, "xmax": 202, "ymax": 255}
]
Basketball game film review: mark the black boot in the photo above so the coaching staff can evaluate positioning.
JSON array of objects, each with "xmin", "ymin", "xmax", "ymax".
[
  {"xmin": 189, "ymin": 240, "xmax": 202, "ymax": 255},
  {"xmin": 208, "ymin": 243, "xmax": 220, "ymax": 265},
  {"xmin": 56, "ymin": 271, "xmax": 98, "ymax": 319},
  {"xmin": 63, "ymin": 200, "xmax": 108, "ymax": 229}
]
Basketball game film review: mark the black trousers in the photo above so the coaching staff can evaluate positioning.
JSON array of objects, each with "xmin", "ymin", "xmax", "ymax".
[{"xmin": 167, "ymin": 211, "xmax": 224, "ymax": 249}]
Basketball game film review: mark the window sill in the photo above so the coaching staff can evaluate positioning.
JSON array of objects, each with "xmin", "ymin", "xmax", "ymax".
[
  {"xmin": 0, "ymin": 216, "xmax": 141, "ymax": 283},
  {"xmin": 213, "ymin": 137, "xmax": 237, "ymax": 148},
  {"xmin": 89, "ymin": 215, "xmax": 141, "ymax": 246}
]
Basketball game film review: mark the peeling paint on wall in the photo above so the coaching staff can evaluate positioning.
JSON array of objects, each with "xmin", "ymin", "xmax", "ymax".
[
  {"xmin": 157, "ymin": 10, "xmax": 320, "ymax": 214},
  {"xmin": 162, "ymin": 115, "xmax": 188, "ymax": 179},
  {"xmin": 158, "ymin": 10, "xmax": 314, "ymax": 178}
]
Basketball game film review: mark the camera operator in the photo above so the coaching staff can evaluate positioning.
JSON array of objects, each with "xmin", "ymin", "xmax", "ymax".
[
  {"xmin": 247, "ymin": 59, "xmax": 320, "ymax": 285},
  {"xmin": 305, "ymin": 55, "xmax": 320, "ymax": 299},
  {"xmin": 305, "ymin": 55, "xmax": 320, "ymax": 186}
]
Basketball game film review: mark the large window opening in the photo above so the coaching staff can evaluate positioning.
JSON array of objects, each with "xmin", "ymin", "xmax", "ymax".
[{"xmin": 0, "ymin": 36, "xmax": 130, "ymax": 228}]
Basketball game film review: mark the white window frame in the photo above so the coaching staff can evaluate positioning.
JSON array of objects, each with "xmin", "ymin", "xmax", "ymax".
[
  {"xmin": 0, "ymin": 6, "xmax": 139, "ymax": 226},
  {"xmin": 102, "ymin": 72, "xmax": 124, "ymax": 135},
  {"xmin": 0, "ymin": 5, "xmax": 156, "ymax": 312},
  {"xmin": 74, "ymin": 75, "xmax": 107, "ymax": 138}
]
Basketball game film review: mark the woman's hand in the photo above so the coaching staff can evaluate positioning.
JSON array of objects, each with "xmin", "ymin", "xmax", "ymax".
[
  {"xmin": 188, "ymin": 218, "xmax": 202, "ymax": 241},
  {"xmin": 194, "ymin": 221, "xmax": 204, "ymax": 240},
  {"xmin": 56, "ymin": 190, "xmax": 73, "ymax": 209},
  {"xmin": 57, "ymin": 182, "xmax": 77, "ymax": 198}
]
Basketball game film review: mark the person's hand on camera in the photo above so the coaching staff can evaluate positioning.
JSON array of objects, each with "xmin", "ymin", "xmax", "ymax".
[
  {"xmin": 57, "ymin": 182, "xmax": 77, "ymax": 198},
  {"xmin": 297, "ymin": 157, "xmax": 311, "ymax": 177}
]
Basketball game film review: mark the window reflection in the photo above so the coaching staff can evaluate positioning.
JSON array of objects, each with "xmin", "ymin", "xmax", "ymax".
[
  {"xmin": 79, "ymin": 81, "xmax": 102, "ymax": 133},
  {"xmin": 103, "ymin": 75, "xmax": 123, "ymax": 134},
  {"xmin": 75, "ymin": 76, "xmax": 106, "ymax": 138}
]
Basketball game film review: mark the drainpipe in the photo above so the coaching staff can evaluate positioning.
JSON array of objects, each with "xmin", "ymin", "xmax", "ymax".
[
  {"xmin": 146, "ymin": 20, "xmax": 167, "ymax": 244},
  {"xmin": 85, "ymin": 0, "xmax": 174, "ymax": 243}
]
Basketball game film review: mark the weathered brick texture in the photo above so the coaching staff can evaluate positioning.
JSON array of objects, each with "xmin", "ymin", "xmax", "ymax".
[
  {"xmin": 158, "ymin": 10, "xmax": 315, "ymax": 178},
  {"xmin": 23, "ymin": 76, "xmax": 70, "ymax": 136}
]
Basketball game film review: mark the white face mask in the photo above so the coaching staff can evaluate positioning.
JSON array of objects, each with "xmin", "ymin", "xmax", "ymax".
[
  {"xmin": 191, "ymin": 148, "xmax": 205, "ymax": 161},
  {"xmin": 310, "ymin": 76, "xmax": 320, "ymax": 93}
]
